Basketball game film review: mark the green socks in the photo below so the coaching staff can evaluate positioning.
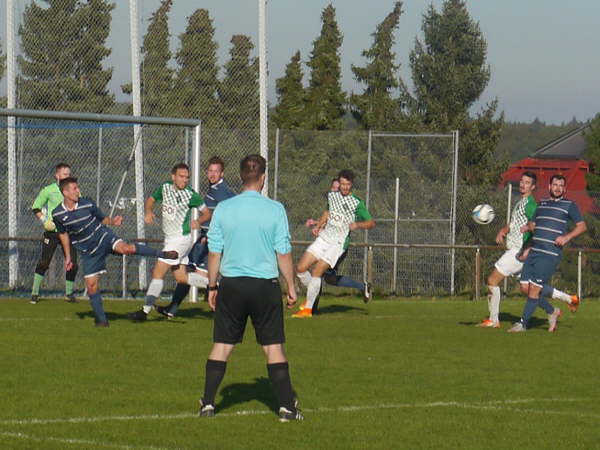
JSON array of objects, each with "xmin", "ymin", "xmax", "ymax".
[
  {"xmin": 32, "ymin": 274, "xmax": 44, "ymax": 296},
  {"xmin": 65, "ymin": 280, "xmax": 74, "ymax": 296}
]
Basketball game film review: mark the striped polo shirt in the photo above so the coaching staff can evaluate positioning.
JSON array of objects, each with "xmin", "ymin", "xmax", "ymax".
[
  {"xmin": 52, "ymin": 198, "xmax": 113, "ymax": 255},
  {"xmin": 199, "ymin": 179, "xmax": 236, "ymax": 231},
  {"xmin": 531, "ymin": 197, "xmax": 583, "ymax": 257}
]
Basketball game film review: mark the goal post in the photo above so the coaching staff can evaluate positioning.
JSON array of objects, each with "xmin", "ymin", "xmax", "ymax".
[{"xmin": 0, "ymin": 107, "xmax": 201, "ymax": 294}]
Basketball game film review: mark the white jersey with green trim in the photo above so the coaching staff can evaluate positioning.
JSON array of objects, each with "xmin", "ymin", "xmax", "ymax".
[
  {"xmin": 151, "ymin": 182, "xmax": 203, "ymax": 237},
  {"xmin": 319, "ymin": 191, "xmax": 364, "ymax": 245},
  {"xmin": 506, "ymin": 195, "xmax": 537, "ymax": 250}
]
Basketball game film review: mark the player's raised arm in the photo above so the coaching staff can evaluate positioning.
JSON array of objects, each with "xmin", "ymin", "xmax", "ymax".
[{"xmin": 144, "ymin": 196, "xmax": 156, "ymax": 224}]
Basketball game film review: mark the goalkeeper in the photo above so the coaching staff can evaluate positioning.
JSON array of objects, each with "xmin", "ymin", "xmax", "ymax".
[{"xmin": 30, "ymin": 163, "xmax": 78, "ymax": 304}]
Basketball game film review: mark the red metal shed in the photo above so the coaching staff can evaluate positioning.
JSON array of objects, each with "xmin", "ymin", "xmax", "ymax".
[{"xmin": 501, "ymin": 126, "xmax": 599, "ymax": 213}]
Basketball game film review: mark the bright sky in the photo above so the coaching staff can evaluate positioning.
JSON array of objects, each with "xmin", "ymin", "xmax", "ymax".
[{"xmin": 2, "ymin": 0, "xmax": 599, "ymax": 124}]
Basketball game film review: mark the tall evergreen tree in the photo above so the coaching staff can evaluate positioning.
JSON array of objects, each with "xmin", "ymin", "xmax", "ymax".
[
  {"xmin": 139, "ymin": 0, "xmax": 174, "ymax": 116},
  {"xmin": 218, "ymin": 35, "xmax": 259, "ymax": 130},
  {"xmin": 18, "ymin": 0, "xmax": 115, "ymax": 112},
  {"xmin": 584, "ymin": 114, "xmax": 600, "ymax": 192},
  {"xmin": 273, "ymin": 50, "xmax": 305, "ymax": 129},
  {"xmin": 304, "ymin": 4, "xmax": 346, "ymax": 130},
  {"xmin": 350, "ymin": 2, "xmax": 403, "ymax": 130},
  {"xmin": 173, "ymin": 8, "xmax": 221, "ymax": 126},
  {"xmin": 402, "ymin": 0, "xmax": 503, "ymax": 184}
]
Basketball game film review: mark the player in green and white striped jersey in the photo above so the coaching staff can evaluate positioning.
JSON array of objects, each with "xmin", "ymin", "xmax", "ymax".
[
  {"xmin": 128, "ymin": 163, "xmax": 210, "ymax": 321},
  {"xmin": 293, "ymin": 169, "xmax": 375, "ymax": 318}
]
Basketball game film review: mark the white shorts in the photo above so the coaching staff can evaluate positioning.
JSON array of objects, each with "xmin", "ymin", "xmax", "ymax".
[
  {"xmin": 494, "ymin": 248, "xmax": 523, "ymax": 277},
  {"xmin": 306, "ymin": 236, "xmax": 345, "ymax": 268},
  {"xmin": 158, "ymin": 234, "xmax": 193, "ymax": 266}
]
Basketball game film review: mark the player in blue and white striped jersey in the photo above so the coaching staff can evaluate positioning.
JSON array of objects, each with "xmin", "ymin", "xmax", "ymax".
[
  {"xmin": 508, "ymin": 175, "xmax": 587, "ymax": 333},
  {"xmin": 53, "ymin": 177, "xmax": 178, "ymax": 327}
]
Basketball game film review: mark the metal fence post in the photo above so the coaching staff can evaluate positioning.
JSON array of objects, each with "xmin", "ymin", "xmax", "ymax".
[
  {"xmin": 503, "ymin": 182, "xmax": 512, "ymax": 294},
  {"xmin": 363, "ymin": 130, "xmax": 372, "ymax": 283},
  {"xmin": 189, "ymin": 123, "xmax": 202, "ymax": 303},
  {"xmin": 392, "ymin": 177, "xmax": 399, "ymax": 294},
  {"xmin": 7, "ymin": 0, "xmax": 19, "ymax": 288},
  {"xmin": 450, "ymin": 130, "xmax": 459, "ymax": 296},
  {"xmin": 122, "ymin": 254, "xmax": 127, "ymax": 298},
  {"xmin": 274, "ymin": 128, "xmax": 280, "ymax": 201},
  {"xmin": 578, "ymin": 251, "xmax": 582, "ymax": 300},
  {"xmin": 475, "ymin": 247, "xmax": 481, "ymax": 301},
  {"xmin": 97, "ymin": 126, "xmax": 103, "ymax": 205}
]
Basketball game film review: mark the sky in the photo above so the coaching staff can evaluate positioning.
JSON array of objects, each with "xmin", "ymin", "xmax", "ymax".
[{"xmin": 2, "ymin": 0, "xmax": 599, "ymax": 124}]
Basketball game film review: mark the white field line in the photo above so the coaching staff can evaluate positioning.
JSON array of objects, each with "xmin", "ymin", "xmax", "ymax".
[
  {"xmin": 0, "ymin": 397, "xmax": 594, "ymax": 427},
  {"xmin": 0, "ymin": 431, "xmax": 172, "ymax": 450}
]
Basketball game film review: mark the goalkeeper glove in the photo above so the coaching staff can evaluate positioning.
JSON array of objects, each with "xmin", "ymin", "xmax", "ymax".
[{"xmin": 43, "ymin": 218, "xmax": 56, "ymax": 232}]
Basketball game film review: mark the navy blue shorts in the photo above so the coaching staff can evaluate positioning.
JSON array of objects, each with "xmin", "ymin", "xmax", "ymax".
[
  {"xmin": 81, "ymin": 230, "xmax": 121, "ymax": 278},
  {"xmin": 187, "ymin": 232, "xmax": 208, "ymax": 271},
  {"xmin": 519, "ymin": 251, "xmax": 560, "ymax": 287}
]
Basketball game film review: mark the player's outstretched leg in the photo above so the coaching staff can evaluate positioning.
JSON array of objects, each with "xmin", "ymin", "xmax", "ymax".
[{"xmin": 541, "ymin": 284, "xmax": 580, "ymax": 313}]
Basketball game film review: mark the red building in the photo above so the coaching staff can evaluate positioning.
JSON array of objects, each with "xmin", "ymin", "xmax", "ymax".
[{"xmin": 501, "ymin": 125, "xmax": 599, "ymax": 213}]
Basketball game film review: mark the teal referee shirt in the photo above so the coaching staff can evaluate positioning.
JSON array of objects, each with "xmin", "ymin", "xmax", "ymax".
[{"xmin": 207, "ymin": 190, "xmax": 292, "ymax": 279}]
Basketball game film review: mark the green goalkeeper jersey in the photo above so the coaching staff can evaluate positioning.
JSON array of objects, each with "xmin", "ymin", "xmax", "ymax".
[
  {"xmin": 151, "ymin": 182, "xmax": 203, "ymax": 237},
  {"xmin": 31, "ymin": 183, "xmax": 63, "ymax": 220}
]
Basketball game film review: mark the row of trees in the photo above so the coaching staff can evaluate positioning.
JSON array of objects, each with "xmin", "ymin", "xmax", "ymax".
[
  {"xmin": 9, "ymin": 0, "xmax": 502, "ymax": 185},
  {"xmin": 275, "ymin": 1, "xmax": 503, "ymax": 186}
]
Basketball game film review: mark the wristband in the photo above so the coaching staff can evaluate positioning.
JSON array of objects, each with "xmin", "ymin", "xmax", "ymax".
[{"xmin": 207, "ymin": 285, "xmax": 218, "ymax": 291}]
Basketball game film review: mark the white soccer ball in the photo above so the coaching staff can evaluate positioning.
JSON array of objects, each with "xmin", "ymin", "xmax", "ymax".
[{"xmin": 472, "ymin": 204, "xmax": 495, "ymax": 225}]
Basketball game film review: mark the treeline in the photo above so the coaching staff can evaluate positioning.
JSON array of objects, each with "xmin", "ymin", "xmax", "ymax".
[{"xmin": 0, "ymin": 0, "xmax": 507, "ymax": 187}]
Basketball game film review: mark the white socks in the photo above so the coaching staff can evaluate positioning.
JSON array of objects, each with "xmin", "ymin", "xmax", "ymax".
[
  {"xmin": 552, "ymin": 288, "xmax": 572, "ymax": 303},
  {"xmin": 187, "ymin": 272, "xmax": 208, "ymax": 288},
  {"xmin": 144, "ymin": 278, "xmax": 164, "ymax": 312},
  {"xmin": 305, "ymin": 277, "xmax": 322, "ymax": 310},
  {"xmin": 297, "ymin": 271, "xmax": 311, "ymax": 287},
  {"xmin": 488, "ymin": 285, "xmax": 501, "ymax": 323}
]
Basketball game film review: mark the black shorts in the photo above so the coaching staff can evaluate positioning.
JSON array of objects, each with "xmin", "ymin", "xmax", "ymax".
[{"xmin": 213, "ymin": 276, "xmax": 285, "ymax": 345}]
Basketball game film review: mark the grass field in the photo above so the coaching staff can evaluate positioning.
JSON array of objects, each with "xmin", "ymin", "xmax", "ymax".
[{"xmin": 1, "ymin": 295, "xmax": 599, "ymax": 449}]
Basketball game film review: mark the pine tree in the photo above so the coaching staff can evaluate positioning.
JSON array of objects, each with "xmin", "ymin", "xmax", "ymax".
[
  {"xmin": 350, "ymin": 1, "xmax": 403, "ymax": 130},
  {"xmin": 218, "ymin": 35, "xmax": 259, "ymax": 130},
  {"xmin": 139, "ymin": 0, "xmax": 174, "ymax": 116},
  {"xmin": 173, "ymin": 8, "xmax": 221, "ymax": 126},
  {"xmin": 584, "ymin": 114, "xmax": 600, "ymax": 192},
  {"xmin": 18, "ymin": 0, "xmax": 115, "ymax": 112},
  {"xmin": 272, "ymin": 50, "xmax": 305, "ymax": 129},
  {"xmin": 403, "ymin": 0, "xmax": 503, "ymax": 184},
  {"xmin": 304, "ymin": 4, "xmax": 346, "ymax": 130}
]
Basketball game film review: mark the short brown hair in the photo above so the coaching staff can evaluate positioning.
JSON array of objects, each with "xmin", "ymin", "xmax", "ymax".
[
  {"xmin": 59, "ymin": 176, "xmax": 78, "ymax": 192},
  {"xmin": 207, "ymin": 156, "xmax": 225, "ymax": 171},
  {"xmin": 55, "ymin": 163, "xmax": 70, "ymax": 172},
  {"xmin": 240, "ymin": 154, "xmax": 266, "ymax": 184},
  {"xmin": 337, "ymin": 169, "xmax": 355, "ymax": 183},
  {"xmin": 171, "ymin": 163, "xmax": 190, "ymax": 174}
]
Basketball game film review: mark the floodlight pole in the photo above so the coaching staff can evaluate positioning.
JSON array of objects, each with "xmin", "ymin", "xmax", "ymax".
[
  {"xmin": 189, "ymin": 124, "xmax": 202, "ymax": 303},
  {"xmin": 258, "ymin": 0, "xmax": 268, "ymax": 196},
  {"xmin": 6, "ymin": 0, "xmax": 18, "ymax": 288},
  {"xmin": 450, "ymin": 130, "xmax": 459, "ymax": 296},
  {"xmin": 129, "ymin": 0, "xmax": 147, "ymax": 290}
]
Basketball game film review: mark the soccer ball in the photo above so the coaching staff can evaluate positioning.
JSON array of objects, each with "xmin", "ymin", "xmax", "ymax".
[{"xmin": 472, "ymin": 204, "xmax": 495, "ymax": 225}]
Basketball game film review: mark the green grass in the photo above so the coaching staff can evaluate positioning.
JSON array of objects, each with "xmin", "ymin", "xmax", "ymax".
[{"xmin": 1, "ymin": 295, "xmax": 599, "ymax": 449}]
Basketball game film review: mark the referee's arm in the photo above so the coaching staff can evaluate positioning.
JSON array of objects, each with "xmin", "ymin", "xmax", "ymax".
[
  {"xmin": 207, "ymin": 251, "xmax": 221, "ymax": 311},
  {"xmin": 277, "ymin": 252, "xmax": 297, "ymax": 308}
]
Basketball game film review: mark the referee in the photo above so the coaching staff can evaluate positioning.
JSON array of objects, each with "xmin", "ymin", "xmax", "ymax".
[{"xmin": 198, "ymin": 154, "xmax": 302, "ymax": 422}]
